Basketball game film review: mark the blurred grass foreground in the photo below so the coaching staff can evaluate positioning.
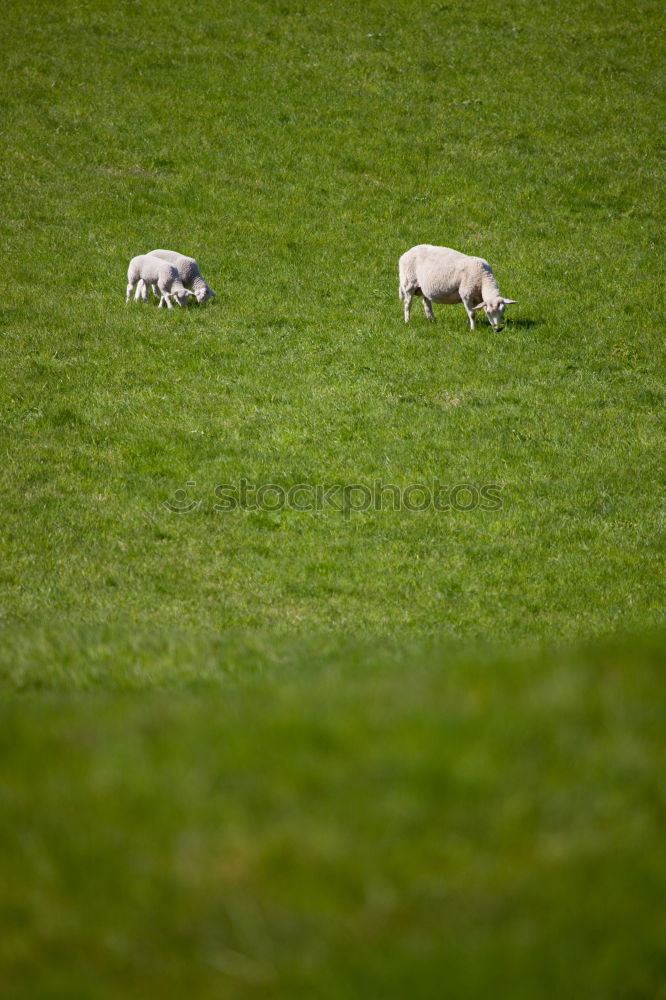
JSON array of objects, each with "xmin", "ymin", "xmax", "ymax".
[{"xmin": 1, "ymin": 631, "xmax": 665, "ymax": 999}]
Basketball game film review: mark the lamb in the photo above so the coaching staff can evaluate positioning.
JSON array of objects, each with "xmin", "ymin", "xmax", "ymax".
[
  {"xmin": 144, "ymin": 249, "xmax": 215, "ymax": 303},
  {"xmin": 126, "ymin": 254, "xmax": 195, "ymax": 309},
  {"xmin": 398, "ymin": 244, "xmax": 517, "ymax": 330}
]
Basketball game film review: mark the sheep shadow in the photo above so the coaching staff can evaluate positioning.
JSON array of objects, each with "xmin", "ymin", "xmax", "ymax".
[
  {"xmin": 506, "ymin": 317, "xmax": 539, "ymax": 330},
  {"xmin": 409, "ymin": 316, "xmax": 540, "ymax": 337}
]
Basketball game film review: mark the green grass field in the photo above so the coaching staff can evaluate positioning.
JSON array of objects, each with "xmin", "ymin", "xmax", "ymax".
[{"xmin": 1, "ymin": 0, "xmax": 664, "ymax": 995}]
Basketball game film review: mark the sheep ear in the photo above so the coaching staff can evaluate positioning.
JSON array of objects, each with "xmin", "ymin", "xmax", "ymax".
[
  {"xmin": 473, "ymin": 302, "xmax": 486, "ymax": 311},
  {"xmin": 501, "ymin": 298, "xmax": 518, "ymax": 305}
]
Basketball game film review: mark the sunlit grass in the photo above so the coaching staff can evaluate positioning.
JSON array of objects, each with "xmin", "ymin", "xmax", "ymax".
[{"xmin": 0, "ymin": 0, "xmax": 664, "ymax": 995}]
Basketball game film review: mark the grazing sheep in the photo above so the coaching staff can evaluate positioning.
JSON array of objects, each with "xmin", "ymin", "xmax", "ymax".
[
  {"xmin": 398, "ymin": 244, "xmax": 517, "ymax": 330},
  {"xmin": 126, "ymin": 254, "xmax": 195, "ymax": 309},
  {"xmin": 146, "ymin": 249, "xmax": 215, "ymax": 303}
]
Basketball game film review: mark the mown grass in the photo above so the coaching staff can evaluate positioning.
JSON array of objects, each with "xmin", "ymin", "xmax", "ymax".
[
  {"xmin": 2, "ymin": 0, "xmax": 663, "ymax": 642},
  {"xmin": 1, "ymin": 0, "xmax": 664, "ymax": 995}
]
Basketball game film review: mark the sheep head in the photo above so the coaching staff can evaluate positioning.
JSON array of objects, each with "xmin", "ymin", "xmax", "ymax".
[
  {"xmin": 173, "ymin": 287, "xmax": 197, "ymax": 307},
  {"xmin": 474, "ymin": 296, "xmax": 517, "ymax": 331}
]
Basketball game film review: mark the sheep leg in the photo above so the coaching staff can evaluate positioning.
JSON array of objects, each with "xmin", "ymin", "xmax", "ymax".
[
  {"xmin": 134, "ymin": 279, "xmax": 149, "ymax": 302},
  {"xmin": 402, "ymin": 290, "xmax": 413, "ymax": 322},
  {"xmin": 155, "ymin": 278, "xmax": 173, "ymax": 309},
  {"xmin": 422, "ymin": 296, "xmax": 435, "ymax": 321},
  {"xmin": 126, "ymin": 280, "xmax": 136, "ymax": 303},
  {"xmin": 461, "ymin": 298, "xmax": 477, "ymax": 330}
]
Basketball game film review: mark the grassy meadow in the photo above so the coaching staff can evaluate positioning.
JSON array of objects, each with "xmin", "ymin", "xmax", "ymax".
[{"xmin": 1, "ymin": 0, "xmax": 664, "ymax": 995}]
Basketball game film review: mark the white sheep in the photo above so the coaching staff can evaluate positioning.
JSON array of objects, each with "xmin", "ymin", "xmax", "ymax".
[
  {"xmin": 143, "ymin": 249, "xmax": 215, "ymax": 303},
  {"xmin": 126, "ymin": 254, "xmax": 196, "ymax": 309},
  {"xmin": 398, "ymin": 244, "xmax": 517, "ymax": 330}
]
